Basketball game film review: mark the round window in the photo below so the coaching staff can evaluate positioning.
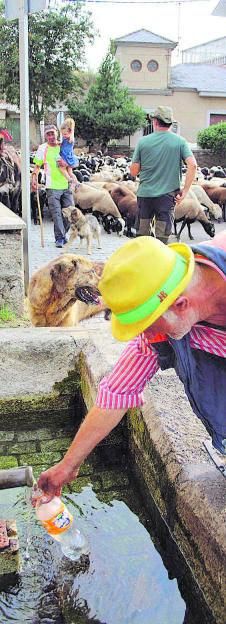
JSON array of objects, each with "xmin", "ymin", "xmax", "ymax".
[
  {"xmin": 147, "ymin": 60, "xmax": 159, "ymax": 72},
  {"xmin": 130, "ymin": 59, "xmax": 142, "ymax": 72}
]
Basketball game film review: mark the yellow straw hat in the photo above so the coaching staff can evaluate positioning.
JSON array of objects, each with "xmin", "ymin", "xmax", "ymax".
[{"xmin": 99, "ymin": 236, "xmax": 195, "ymax": 341}]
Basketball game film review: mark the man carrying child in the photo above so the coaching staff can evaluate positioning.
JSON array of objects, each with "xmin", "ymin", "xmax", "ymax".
[{"xmin": 31, "ymin": 123, "xmax": 77, "ymax": 248}]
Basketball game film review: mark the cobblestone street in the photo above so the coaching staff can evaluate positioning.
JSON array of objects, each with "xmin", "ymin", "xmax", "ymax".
[{"xmin": 30, "ymin": 212, "xmax": 226, "ymax": 276}]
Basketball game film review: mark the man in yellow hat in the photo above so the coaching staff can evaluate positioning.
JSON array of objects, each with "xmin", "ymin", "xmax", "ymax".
[
  {"xmin": 38, "ymin": 232, "xmax": 226, "ymax": 495},
  {"xmin": 130, "ymin": 106, "xmax": 197, "ymax": 243}
]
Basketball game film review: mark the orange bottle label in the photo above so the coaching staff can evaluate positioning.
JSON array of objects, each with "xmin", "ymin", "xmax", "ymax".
[{"xmin": 41, "ymin": 502, "xmax": 73, "ymax": 536}]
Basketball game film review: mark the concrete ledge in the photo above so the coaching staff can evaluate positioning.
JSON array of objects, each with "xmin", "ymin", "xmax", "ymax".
[
  {"xmin": 0, "ymin": 205, "xmax": 25, "ymax": 314},
  {"xmin": 0, "ymin": 204, "xmax": 25, "ymax": 231},
  {"xmin": 0, "ymin": 326, "xmax": 225, "ymax": 622}
]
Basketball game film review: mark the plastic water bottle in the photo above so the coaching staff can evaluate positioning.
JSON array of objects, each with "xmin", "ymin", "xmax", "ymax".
[{"xmin": 36, "ymin": 495, "xmax": 89, "ymax": 561}]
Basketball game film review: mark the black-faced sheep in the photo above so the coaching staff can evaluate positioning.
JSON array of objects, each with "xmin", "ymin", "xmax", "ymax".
[
  {"xmin": 191, "ymin": 185, "xmax": 222, "ymax": 221},
  {"xmin": 174, "ymin": 191, "xmax": 215, "ymax": 240}
]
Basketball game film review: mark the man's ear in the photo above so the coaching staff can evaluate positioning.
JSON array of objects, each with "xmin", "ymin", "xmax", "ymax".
[
  {"xmin": 50, "ymin": 263, "xmax": 67, "ymax": 293},
  {"xmin": 172, "ymin": 296, "xmax": 189, "ymax": 313}
]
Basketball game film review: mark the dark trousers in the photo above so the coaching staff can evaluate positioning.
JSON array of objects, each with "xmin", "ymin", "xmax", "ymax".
[
  {"xmin": 46, "ymin": 188, "xmax": 74, "ymax": 242},
  {"xmin": 137, "ymin": 191, "xmax": 179, "ymax": 244}
]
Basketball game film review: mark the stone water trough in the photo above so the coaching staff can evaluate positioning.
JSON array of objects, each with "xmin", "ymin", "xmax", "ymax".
[{"xmin": 0, "ymin": 324, "xmax": 225, "ymax": 623}]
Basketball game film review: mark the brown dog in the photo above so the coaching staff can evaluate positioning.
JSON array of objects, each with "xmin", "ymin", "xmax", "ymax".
[{"xmin": 28, "ymin": 254, "xmax": 105, "ymax": 327}]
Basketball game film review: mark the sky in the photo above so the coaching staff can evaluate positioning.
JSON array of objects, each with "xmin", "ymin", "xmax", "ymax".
[{"xmin": 79, "ymin": 0, "xmax": 226, "ymax": 70}]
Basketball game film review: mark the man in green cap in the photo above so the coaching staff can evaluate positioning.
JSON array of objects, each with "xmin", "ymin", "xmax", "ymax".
[{"xmin": 130, "ymin": 106, "xmax": 197, "ymax": 243}]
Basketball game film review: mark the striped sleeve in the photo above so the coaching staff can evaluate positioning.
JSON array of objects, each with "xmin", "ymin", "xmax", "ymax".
[{"xmin": 95, "ymin": 335, "xmax": 159, "ymax": 410}]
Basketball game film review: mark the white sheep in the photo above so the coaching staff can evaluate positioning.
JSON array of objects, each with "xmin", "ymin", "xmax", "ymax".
[
  {"xmin": 191, "ymin": 185, "xmax": 222, "ymax": 220},
  {"xmin": 72, "ymin": 182, "xmax": 122, "ymax": 219},
  {"xmin": 174, "ymin": 190, "xmax": 215, "ymax": 240}
]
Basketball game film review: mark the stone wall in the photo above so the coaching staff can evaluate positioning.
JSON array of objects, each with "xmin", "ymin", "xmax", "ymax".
[
  {"xmin": 193, "ymin": 148, "xmax": 226, "ymax": 169},
  {"xmin": 0, "ymin": 205, "xmax": 25, "ymax": 315}
]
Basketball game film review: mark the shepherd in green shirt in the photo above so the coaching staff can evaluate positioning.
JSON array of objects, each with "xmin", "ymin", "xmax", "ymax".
[
  {"xmin": 130, "ymin": 106, "xmax": 197, "ymax": 244},
  {"xmin": 31, "ymin": 124, "xmax": 75, "ymax": 248}
]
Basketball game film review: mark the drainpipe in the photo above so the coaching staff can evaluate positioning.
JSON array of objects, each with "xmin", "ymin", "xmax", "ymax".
[{"xmin": 0, "ymin": 466, "xmax": 34, "ymax": 489}]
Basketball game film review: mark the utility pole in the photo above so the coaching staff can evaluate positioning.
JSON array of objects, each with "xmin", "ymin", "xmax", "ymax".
[
  {"xmin": 19, "ymin": 0, "xmax": 31, "ymax": 292},
  {"xmin": 5, "ymin": 0, "xmax": 48, "ymax": 292}
]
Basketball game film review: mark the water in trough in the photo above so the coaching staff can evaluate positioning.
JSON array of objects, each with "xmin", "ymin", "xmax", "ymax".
[{"xmin": 0, "ymin": 466, "xmax": 215, "ymax": 624}]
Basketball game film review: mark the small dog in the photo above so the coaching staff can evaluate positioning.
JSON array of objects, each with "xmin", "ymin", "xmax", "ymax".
[{"xmin": 62, "ymin": 206, "xmax": 102, "ymax": 255}]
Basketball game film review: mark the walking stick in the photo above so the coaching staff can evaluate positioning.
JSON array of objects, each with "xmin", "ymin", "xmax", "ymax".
[{"xmin": 36, "ymin": 174, "xmax": 44, "ymax": 248}]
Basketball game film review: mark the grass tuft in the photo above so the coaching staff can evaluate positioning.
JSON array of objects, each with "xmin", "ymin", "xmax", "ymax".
[{"xmin": 0, "ymin": 305, "xmax": 17, "ymax": 322}]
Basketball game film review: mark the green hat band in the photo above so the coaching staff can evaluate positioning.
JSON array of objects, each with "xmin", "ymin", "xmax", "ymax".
[{"xmin": 115, "ymin": 253, "xmax": 187, "ymax": 326}]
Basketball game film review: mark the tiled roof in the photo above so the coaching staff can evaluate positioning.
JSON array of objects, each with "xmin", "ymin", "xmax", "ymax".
[
  {"xmin": 170, "ymin": 63, "xmax": 226, "ymax": 93},
  {"xmin": 115, "ymin": 29, "xmax": 177, "ymax": 48}
]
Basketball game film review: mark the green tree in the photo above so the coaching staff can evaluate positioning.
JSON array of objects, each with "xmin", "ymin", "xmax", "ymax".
[
  {"xmin": 0, "ymin": 2, "xmax": 95, "ymax": 121},
  {"xmin": 197, "ymin": 122, "xmax": 226, "ymax": 155},
  {"xmin": 68, "ymin": 50, "xmax": 146, "ymax": 145}
]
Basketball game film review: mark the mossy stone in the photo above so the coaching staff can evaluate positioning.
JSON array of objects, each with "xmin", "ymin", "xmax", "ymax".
[
  {"xmin": 32, "ymin": 464, "xmax": 49, "ymax": 479},
  {"xmin": 79, "ymin": 462, "xmax": 94, "ymax": 476},
  {"xmin": 19, "ymin": 452, "xmax": 62, "ymax": 466},
  {"xmin": 0, "ymin": 456, "xmax": 18, "ymax": 468},
  {"xmin": 3, "ymin": 441, "xmax": 37, "ymax": 455},
  {"xmin": 100, "ymin": 470, "xmax": 130, "ymax": 490},
  {"xmin": 17, "ymin": 429, "xmax": 54, "ymax": 442},
  {"xmin": 54, "ymin": 369, "xmax": 81, "ymax": 396},
  {"xmin": 40, "ymin": 437, "xmax": 73, "ymax": 453},
  {"xmin": 0, "ymin": 432, "xmax": 14, "ymax": 442},
  {"xmin": 69, "ymin": 476, "xmax": 102, "ymax": 493},
  {"xmin": 0, "ymin": 549, "xmax": 20, "ymax": 575}
]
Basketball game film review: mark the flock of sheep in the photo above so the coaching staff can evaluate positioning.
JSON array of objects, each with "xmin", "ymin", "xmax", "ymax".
[{"xmin": 31, "ymin": 152, "xmax": 226, "ymax": 241}]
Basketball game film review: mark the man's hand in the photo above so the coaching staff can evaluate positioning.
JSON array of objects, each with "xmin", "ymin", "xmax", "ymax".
[
  {"xmin": 31, "ymin": 173, "xmax": 38, "ymax": 192},
  {"xmin": 37, "ymin": 460, "xmax": 79, "ymax": 499},
  {"xmin": 175, "ymin": 188, "xmax": 187, "ymax": 205}
]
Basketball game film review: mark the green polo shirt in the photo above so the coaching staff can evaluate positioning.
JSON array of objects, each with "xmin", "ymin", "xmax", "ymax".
[{"xmin": 132, "ymin": 131, "xmax": 193, "ymax": 197}]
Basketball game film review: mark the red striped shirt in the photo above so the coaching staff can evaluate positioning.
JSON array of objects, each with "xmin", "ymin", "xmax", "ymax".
[{"xmin": 96, "ymin": 324, "xmax": 226, "ymax": 410}]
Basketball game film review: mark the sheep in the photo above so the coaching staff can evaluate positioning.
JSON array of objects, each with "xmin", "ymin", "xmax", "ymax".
[
  {"xmin": 103, "ymin": 183, "xmax": 138, "ymax": 237},
  {"xmin": 201, "ymin": 184, "xmax": 226, "ymax": 221},
  {"xmin": 201, "ymin": 177, "xmax": 226, "ymax": 188},
  {"xmin": 191, "ymin": 185, "xmax": 222, "ymax": 220},
  {"xmin": 174, "ymin": 192, "xmax": 215, "ymax": 241},
  {"xmin": 209, "ymin": 166, "xmax": 226, "ymax": 178},
  {"xmin": 90, "ymin": 168, "xmax": 122, "ymax": 183},
  {"xmin": 201, "ymin": 184, "xmax": 226, "ymax": 205},
  {"xmin": 72, "ymin": 182, "xmax": 122, "ymax": 220}
]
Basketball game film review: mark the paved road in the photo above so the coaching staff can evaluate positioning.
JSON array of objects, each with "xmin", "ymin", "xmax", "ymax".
[{"xmin": 30, "ymin": 212, "xmax": 226, "ymax": 276}]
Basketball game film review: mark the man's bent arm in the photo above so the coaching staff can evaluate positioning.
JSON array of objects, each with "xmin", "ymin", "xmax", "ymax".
[
  {"xmin": 38, "ymin": 405, "xmax": 127, "ymax": 497},
  {"xmin": 130, "ymin": 162, "xmax": 140, "ymax": 177},
  {"xmin": 183, "ymin": 155, "xmax": 197, "ymax": 193},
  {"xmin": 176, "ymin": 155, "xmax": 197, "ymax": 204}
]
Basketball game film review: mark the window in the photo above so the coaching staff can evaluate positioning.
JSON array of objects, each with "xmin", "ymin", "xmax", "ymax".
[
  {"xmin": 130, "ymin": 59, "xmax": 142, "ymax": 72},
  {"xmin": 147, "ymin": 60, "xmax": 159, "ymax": 72},
  {"xmin": 210, "ymin": 113, "xmax": 226, "ymax": 125}
]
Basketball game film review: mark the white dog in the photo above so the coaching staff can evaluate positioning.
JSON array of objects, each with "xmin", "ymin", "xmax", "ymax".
[{"xmin": 62, "ymin": 206, "xmax": 102, "ymax": 255}]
